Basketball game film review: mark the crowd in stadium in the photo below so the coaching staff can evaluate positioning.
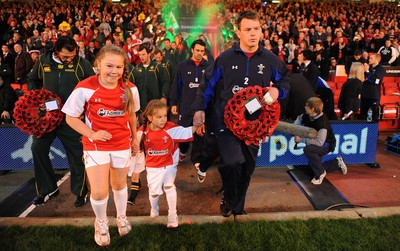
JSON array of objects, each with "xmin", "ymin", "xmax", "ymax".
[{"xmin": 1, "ymin": 0, "xmax": 400, "ymax": 120}]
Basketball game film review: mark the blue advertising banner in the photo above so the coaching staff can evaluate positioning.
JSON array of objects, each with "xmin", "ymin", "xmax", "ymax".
[
  {"xmin": 0, "ymin": 122, "xmax": 378, "ymax": 170},
  {"xmin": 256, "ymin": 122, "xmax": 379, "ymax": 166},
  {"xmin": 0, "ymin": 125, "xmax": 69, "ymax": 170}
]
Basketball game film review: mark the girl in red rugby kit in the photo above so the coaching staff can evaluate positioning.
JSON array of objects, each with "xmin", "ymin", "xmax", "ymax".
[
  {"xmin": 138, "ymin": 99, "xmax": 199, "ymax": 228},
  {"xmin": 62, "ymin": 45, "xmax": 140, "ymax": 246}
]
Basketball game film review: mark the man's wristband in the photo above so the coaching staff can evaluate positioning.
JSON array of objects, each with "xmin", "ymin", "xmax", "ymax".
[{"xmin": 263, "ymin": 92, "xmax": 274, "ymax": 105}]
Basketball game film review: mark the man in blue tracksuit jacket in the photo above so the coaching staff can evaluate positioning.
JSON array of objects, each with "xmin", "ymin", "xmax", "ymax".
[
  {"xmin": 192, "ymin": 10, "xmax": 290, "ymax": 217},
  {"xmin": 170, "ymin": 39, "xmax": 215, "ymax": 175}
]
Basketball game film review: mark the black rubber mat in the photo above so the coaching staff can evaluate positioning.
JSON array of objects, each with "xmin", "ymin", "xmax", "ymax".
[
  {"xmin": 288, "ymin": 167, "xmax": 354, "ymax": 211},
  {"xmin": 0, "ymin": 174, "xmax": 64, "ymax": 217}
]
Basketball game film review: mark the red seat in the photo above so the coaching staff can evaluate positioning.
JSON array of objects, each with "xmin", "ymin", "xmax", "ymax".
[
  {"xmin": 381, "ymin": 104, "xmax": 399, "ymax": 120},
  {"xmin": 333, "ymin": 88, "xmax": 341, "ymax": 105},
  {"xmin": 21, "ymin": 83, "xmax": 28, "ymax": 93},
  {"xmin": 380, "ymin": 95, "xmax": 399, "ymax": 105},
  {"xmin": 11, "ymin": 83, "xmax": 21, "ymax": 90},
  {"xmin": 382, "ymin": 76, "xmax": 399, "ymax": 84},
  {"xmin": 326, "ymin": 81, "xmax": 337, "ymax": 90},
  {"xmin": 335, "ymin": 76, "xmax": 348, "ymax": 87},
  {"xmin": 383, "ymin": 82, "xmax": 400, "ymax": 96}
]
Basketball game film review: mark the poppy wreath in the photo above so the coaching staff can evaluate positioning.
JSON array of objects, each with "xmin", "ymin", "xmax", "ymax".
[
  {"xmin": 13, "ymin": 89, "xmax": 64, "ymax": 138},
  {"xmin": 223, "ymin": 85, "xmax": 280, "ymax": 146}
]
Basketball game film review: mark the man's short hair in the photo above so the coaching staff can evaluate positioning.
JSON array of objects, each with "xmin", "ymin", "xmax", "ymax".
[
  {"xmin": 190, "ymin": 39, "xmax": 206, "ymax": 50},
  {"xmin": 302, "ymin": 49, "xmax": 314, "ymax": 61},
  {"xmin": 237, "ymin": 10, "xmax": 260, "ymax": 30},
  {"xmin": 354, "ymin": 49, "xmax": 362, "ymax": 56},
  {"xmin": 54, "ymin": 36, "xmax": 78, "ymax": 53}
]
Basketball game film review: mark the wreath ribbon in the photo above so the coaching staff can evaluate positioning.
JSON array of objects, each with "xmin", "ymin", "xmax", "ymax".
[{"xmin": 223, "ymin": 85, "xmax": 280, "ymax": 146}]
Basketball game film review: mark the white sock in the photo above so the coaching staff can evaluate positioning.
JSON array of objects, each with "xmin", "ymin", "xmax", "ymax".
[
  {"xmin": 113, "ymin": 186, "xmax": 128, "ymax": 218},
  {"xmin": 165, "ymin": 185, "xmax": 177, "ymax": 216},
  {"xmin": 90, "ymin": 196, "xmax": 108, "ymax": 221},
  {"xmin": 149, "ymin": 194, "xmax": 159, "ymax": 213}
]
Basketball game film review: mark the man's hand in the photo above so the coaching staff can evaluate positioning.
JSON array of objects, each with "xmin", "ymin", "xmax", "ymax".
[
  {"xmin": 364, "ymin": 63, "xmax": 370, "ymax": 72},
  {"xmin": 161, "ymin": 97, "xmax": 167, "ymax": 104},
  {"xmin": 193, "ymin": 110, "xmax": 205, "ymax": 127},
  {"xmin": 1, "ymin": 111, "xmax": 10, "ymax": 119},
  {"xmin": 294, "ymin": 136, "xmax": 301, "ymax": 143},
  {"xmin": 131, "ymin": 138, "xmax": 139, "ymax": 155},
  {"xmin": 260, "ymin": 87, "xmax": 279, "ymax": 106},
  {"xmin": 268, "ymin": 87, "xmax": 279, "ymax": 100},
  {"xmin": 171, "ymin": 105, "xmax": 178, "ymax": 115}
]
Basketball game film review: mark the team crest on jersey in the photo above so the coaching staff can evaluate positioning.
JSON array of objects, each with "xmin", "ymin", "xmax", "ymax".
[
  {"xmin": 44, "ymin": 66, "xmax": 51, "ymax": 72},
  {"xmin": 150, "ymin": 65, "xmax": 154, "ymax": 70},
  {"xmin": 57, "ymin": 64, "xmax": 64, "ymax": 69},
  {"xmin": 163, "ymin": 136, "xmax": 168, "ymax": 143},
  {"xmin": 120, "ymin": 93, "xmax": 126, "ymax": 104},
  {"xmin": 258, "ymin": 64, "xmax": 265, "ymax": 74}
]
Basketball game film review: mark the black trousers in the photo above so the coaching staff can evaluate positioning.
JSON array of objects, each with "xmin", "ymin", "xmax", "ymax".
[
  {"xmin": 360, "ymin": 98, "xmax": 379, "ymax": 122},
  {"xmin": 31, "ymin": 122, "xmax": 88, "ymax": 197},
  {"xmin": 191, "ymin": 132, "xmax": 219, "ymax": 172},
  {"xmin": 303, "ymin": 144, "xmax": 340, "ymax": 178},
  {"xmin": 216, "ymin": 130, "xmax": 258, "ymax": 214}
]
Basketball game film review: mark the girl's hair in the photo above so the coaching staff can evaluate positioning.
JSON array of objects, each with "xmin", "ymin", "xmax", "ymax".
[
  {"xmin": 348, "ymin": 62, "xmax": 365, "ymax": 82},
  {"xmin": 306, "ymin": 97, "xmax": 324, "ymax": 114},
  {"xmin": 139, "ymin": 99, "xmax": 168, "ymax": 151},
  {"xmin": 96, "ymin": 45, "xmax": 135, "ymax": 115}
]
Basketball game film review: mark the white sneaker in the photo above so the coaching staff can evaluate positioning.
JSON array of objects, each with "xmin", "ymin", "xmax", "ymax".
[
  {"xmin": 337, "ymin": 156, "xmax": 347, "ymax": 175},
  {"xmin": 179, "ymin": 153, "xmax": 186, "ymax": 162},
  {"xmin": 311, "ymin": 171, "xmax": 327, "ymax": 185},
  {"xmin": 94, "ymin": 219, "xmax": 110, "ymax": 246},
  {"xmin": 116, "ymin": 215, "xmax": 131, "ymax": 236},
  {"xmin": 197, "ymin": 170, "xmax": 206, "ymax": 183},
  {"xmin": 167, "ymin": 213, "xmax": 178, "ymax": 228},
  {"xmin": 150, "ymin": 209, "xmax": 159, "ymax": 218}
]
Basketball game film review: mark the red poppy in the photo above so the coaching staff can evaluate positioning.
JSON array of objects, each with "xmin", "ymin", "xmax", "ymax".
[
  {"xmin": 13, "ymin": 90, "xmax": 64, "ymax": 138},
  {"xmin": 224, "ymin": 86, "xmax": 280, "ymax": 146}
]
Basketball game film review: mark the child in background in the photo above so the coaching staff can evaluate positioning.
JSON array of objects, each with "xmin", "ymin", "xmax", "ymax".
[
  {"xmin": 294, "ymin": 97, "xmax": 347, "ymax": 185},
  {"xmin": 62, "ymin": 45, "xmax": 140, "ymax": 246},
  {"xmin": 138, "ymin": 99, "xmax": 199, "ymax": 228}
]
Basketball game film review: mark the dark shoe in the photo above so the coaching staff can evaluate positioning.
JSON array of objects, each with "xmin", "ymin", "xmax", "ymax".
[
  {"xmin": 367, "ymin": 163, "xmax": 381, "ymax": 169},
  {"xmin": 233, "ymin": 210, "xmax": 247, "ymax": 216},
  {"xmin": 220, "ymin": 198, "xmax": 232, "ymax": 217},
  {"xmin": 33, "ymin": 188, "xmax": 59, "ymax": 205},
  {"xmin": 74, "ymin": 194, "xmax": 88, "ymax": 207}
]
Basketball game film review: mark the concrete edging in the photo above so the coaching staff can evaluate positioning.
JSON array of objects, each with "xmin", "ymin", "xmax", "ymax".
[{"xmin": 1, "ymin": 206, "xmax": 400, "ymax": 227}]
